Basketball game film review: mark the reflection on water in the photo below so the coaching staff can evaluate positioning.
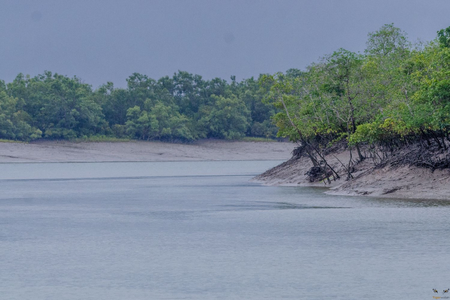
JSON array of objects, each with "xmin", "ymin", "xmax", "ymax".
[
  {"xmin": 363, "ymin": 196, "xmax": 450, "ymax": 208},
  {"xmin": 220, "ymin": 201, "xmax": 349, "ymax": 211},
  {"xmin": 0, "ymin": 161, "xmax": 449, "ymax": 300}
]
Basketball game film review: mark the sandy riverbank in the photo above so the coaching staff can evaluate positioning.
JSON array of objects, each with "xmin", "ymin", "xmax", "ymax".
[
  {"xmin": 253, "ymin": 148, "xmax": 450, "ymax": 200},
  {"xmin": 0, "ymin": 140, "xmax": 295, "ymax": 163},
  {"xmin": 3, "ymin": 139, "xmax": 448, "ymax": 200}
]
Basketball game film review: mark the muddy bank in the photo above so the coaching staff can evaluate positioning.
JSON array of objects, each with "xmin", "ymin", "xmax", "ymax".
[
  {"xmin": 4, "ymin": 139, "xmax": 449, "ymax": 200},
  {"xmin": 0, "ymin": 140, "xmax": 294, "ymax": 163},
  {"xmin": 253, "ymin": 148, "xmax": 450, "ymax": 200}
]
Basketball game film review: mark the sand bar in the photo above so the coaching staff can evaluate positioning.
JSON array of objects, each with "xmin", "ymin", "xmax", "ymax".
[{"xmin": 0, "ymin": 140, "xmax": 295, "ymax": 163}]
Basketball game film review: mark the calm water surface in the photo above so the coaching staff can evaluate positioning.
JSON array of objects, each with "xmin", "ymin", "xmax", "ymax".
[{"xmin": 1, "ymin": 161, "xmax": 449, "ymax": 300}]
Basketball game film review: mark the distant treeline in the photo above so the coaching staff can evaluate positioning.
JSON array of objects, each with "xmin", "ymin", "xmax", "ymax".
[
  {"xmin": 261, "ymin": 24, "xmax": 450, "ymax": 175},
  {"xmin": 0, "ymin": 71, "xmax": 279, "ymax": 141},
  {"xmin": 3, "ymin": 23, "xmax": 450, "ymax": 157}
]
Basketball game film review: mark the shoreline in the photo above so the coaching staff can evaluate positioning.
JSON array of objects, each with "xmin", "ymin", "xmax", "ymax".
[
  {"xmin": 0, "ymin": 159, "xmax": 288, "ymax": 164},
  {"xmin": 4, "ymin": 139, "xmax": 449, "ymax": 200},
  {"xmin": 253, "ymin": 148, "xmax": 450, "ymax": 201},
  {"xmin": 0, "ymin": 140, "xmax": 295, "ymax": 163}
]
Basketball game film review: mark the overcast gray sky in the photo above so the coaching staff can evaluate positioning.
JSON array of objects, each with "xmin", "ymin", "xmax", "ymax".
[{"xmin": 1, "ymin": 0, "xmax": 450, "ymax": 88}]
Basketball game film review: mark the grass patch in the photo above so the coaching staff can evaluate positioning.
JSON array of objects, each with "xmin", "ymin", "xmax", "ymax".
[
  {"xmin": 239, "ymin": 137, "xmax": 278, "ymax": 142},
  {"xmin": 0, "ymin": 139, "xmax": 26, "ymax": 143},
  {"xmin": 69, "ymin": 136, "xmax": 131, "ymax": 143}
]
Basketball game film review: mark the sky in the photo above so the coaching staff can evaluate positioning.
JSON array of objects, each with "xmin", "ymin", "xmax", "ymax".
[{"xmin": 1, "ymin": 0, "xmax": 450, "ymax": 88}]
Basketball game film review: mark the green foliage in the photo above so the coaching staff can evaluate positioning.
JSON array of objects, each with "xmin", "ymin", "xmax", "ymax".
[
  {"xmin": 0, "ymin": 70, "xmax": 280, "ymax": 142},
  {"xmin": 3, "ymin": 23, "xmax": 449, "ymax": 146},
  {"xmin": 125, "ymin": 101, "xmax": 194, "ymax": 141},
  {"xmin": 7, "ymin": 72, "xmax": 106, "ymax": 139},
  {"xmin": 261, "ymin": 24, "xmax": 450, "ymax": 151},
  {"xmin": 0, "ymin": 91, "xmax": 41, "ymax": 140},
  {"xmin": 202, "ymin": 95, "xmax": 250, "ymax": 139},
  {"xmin": 437, "ymin": 26, "xmax": 450, "ymax": 48},
  {"xmin": 365, "ymin": 23, "xmax": 410, "ymax": 56}
]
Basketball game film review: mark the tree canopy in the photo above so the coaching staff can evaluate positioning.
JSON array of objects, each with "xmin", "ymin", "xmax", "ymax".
[
  {"xmin": 2, "ymin": 23, "xmax": 449, "ymax": 162},
  {"xmin": 0, "ymin": 71, "xmax": 278, "ymax": 141},
  {"xmin": 261, "ymin": 24, "xmax": 450, "ymax": 178}
]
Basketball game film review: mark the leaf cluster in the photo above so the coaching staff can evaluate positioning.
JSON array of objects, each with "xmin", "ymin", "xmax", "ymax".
[
  {"xmin": 0, "ymin": 71, "xmax": 278, "ymax": 141},
  {"xmin": 260, "ymin": 24, "xmax": 450, "ymax": 151}
]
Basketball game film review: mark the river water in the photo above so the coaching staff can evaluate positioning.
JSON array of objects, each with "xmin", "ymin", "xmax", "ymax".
[{"xmin": 1, "ymin": 161, "xmax": 449, "ymax": 300}]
